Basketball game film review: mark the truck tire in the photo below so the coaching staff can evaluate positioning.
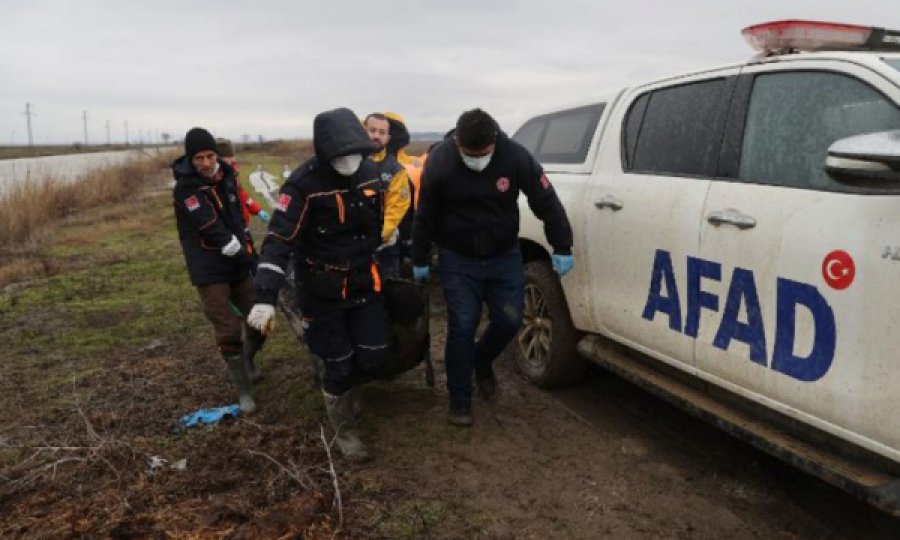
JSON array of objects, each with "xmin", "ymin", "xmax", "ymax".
[{"xmin": 514, "ymin": 260, "xmax": 587, "ymax": 387}]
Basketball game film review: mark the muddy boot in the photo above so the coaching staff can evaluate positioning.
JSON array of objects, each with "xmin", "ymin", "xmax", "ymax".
[
  {"xmin": 324, "ymin": 392, "xmax": 370, "ymax": 462},
  {"xmin": 347, "ymin": 385, "xmax": 363, "ymax": 428},
  {"xmin": 243, "ymin": 336, "xmax": 264, "ymax": 384},
  {"xmin": 224, "ymin": 354, "xmax": 257, "ymax": 414},
  {"xmin": 308, "ymin": 351, "xmax": 325, "ymax": 390},
  {"xmin": 447, "ymin": 400, "xmax": 474, "ymax": 427}
]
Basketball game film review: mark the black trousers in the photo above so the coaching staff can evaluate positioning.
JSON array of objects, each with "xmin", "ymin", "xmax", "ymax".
[{"xmin": 304, "ymin": 296, "xmax": 388, "ymax": 395}]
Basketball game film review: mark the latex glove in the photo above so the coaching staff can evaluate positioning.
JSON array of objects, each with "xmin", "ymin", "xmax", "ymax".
[
  {"xmin": 258, "ymin": 210, "xmax": 271, "ymax": 223},
  {"xmin": 221, "ymin": 235, "xmax": 242, "ymax": 257},
  {"xmin": 552, "ymin": 254, "xmax": 574, "ymax": 277},
  {"xmin": 247, "ymin": 304, "xmax": 276, "ymax": 335},
  {"xmin": 413, "ymin": 266, "xmax": 430, "ymax": 282}
]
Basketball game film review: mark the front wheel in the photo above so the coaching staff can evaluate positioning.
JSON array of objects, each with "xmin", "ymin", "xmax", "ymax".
[{"xmin": 513, "ymin": 260, "xmax": 587, "ymax": 387}]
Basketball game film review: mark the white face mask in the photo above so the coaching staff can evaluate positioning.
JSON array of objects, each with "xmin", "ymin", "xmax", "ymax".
[
  {"xmin": 461, "ymin": 152, "xmax": 493, "ymax": 172},
  {"xmin": 331, "ymin": 153, "xmax": 363, "ymax": 176},
  {"xmin": 202, "ymin": 161, "xmax": 221, "ymax": 178}
]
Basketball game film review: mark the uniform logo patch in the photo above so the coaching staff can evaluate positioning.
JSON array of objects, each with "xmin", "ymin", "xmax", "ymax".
[
  {"xmin": 185, "ymin": 196, "xmax": 200, "ymax": 211},
  {"xmin": 381, "ymin": 172, "xmax": 393, "ymax": 184},
  {"xmin": 276, "ymin": 193, "xmax": 292, "ymax": 212},
  {"xmin": 497, "ymin": 177, "xmax": 510, "ymax": 193},
  {"xmin": 400, "ymin": 188, "xmax": 409, "ymax": 199},
  {"xmin": 540, "ymin": 174, "xmax": 551, "ymax": 190}
]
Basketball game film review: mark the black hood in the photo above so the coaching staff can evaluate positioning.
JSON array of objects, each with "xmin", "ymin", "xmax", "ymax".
[{"xmin": 313, "ymin": 108, "xmax": 377, "ymax": 163}]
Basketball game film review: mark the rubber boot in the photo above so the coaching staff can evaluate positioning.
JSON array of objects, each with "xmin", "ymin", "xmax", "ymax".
[
  {"xmin": 224, "ymin": 354, "xmax": 257, "ymax": 414},
  {"xmin": 308, "ymin": 351, "xmax": 325, "ymax": 390},
  {"xmin": 347, "ymin": 385, "xmax": 363, "ymax": 428},
  {"xmin": 243, "ymin": 335, "xmax": 264, "ymax": 384},
  {"xmin": 324, "ymin": 392, "xmax": 370, "ymax": 462}
]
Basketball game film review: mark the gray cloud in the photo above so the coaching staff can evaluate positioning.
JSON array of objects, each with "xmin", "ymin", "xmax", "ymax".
[{"xmin": 1, "ymin": 0, "xmax": 896, "ymax": 144}]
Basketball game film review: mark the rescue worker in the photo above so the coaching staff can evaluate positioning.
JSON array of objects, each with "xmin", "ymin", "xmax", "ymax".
[
  {"xmin": 363, "ymin": 113, "xmax": 411, "ymax": 279},
  {"xmin": 216, "ymin": 138, "xmax": 271, "ymax": 227},
  {"xmin": 383, "ymin": 112, "xmax": 427, "ymax": 270},
  {"xmin": 172, "ymin": 128, "xmax": 265, "ymax": 414},
  {"xmin": 247, "ymin": 108, "xmax": 387, "ymax": 461},
  {"xmin": 411, "ymin": 108, "xmax": 574, "ymax": 426}
]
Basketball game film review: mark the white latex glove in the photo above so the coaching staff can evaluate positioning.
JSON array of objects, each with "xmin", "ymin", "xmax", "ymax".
[
  {"xmin": 247, "ymin": 304, "xmax": 276, "ymax": 335},
  {"xmin": 221, "ymin": 235, "xmax": 241, "ymax": 257}
]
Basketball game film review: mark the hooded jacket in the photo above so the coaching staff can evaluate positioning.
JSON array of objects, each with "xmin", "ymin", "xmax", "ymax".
[
  {"xmin": 172, "ymin": 157, "xmax": 255, "ymax": 286},
  {"xmin": 254, "ymin": 108, "xmax": 383, "ymax": 310},
  {"xmin": 411, "ymin": 131, "xmax": 573, "ymax": 265}
]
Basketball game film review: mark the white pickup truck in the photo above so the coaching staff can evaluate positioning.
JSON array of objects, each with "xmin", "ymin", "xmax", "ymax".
[{"xmin": 512, "ymin": 20, "xmax": 900, "ymax": 515}]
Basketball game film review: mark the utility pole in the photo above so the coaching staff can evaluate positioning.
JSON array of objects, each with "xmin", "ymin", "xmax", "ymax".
[
  {"xmin": 124, "ymin": 120, "xmax": 129, "ymax": 147},
  {"xmin": 105, "ymin": 120, "xmax": 111, "ymax": 146},
  {"xmin": 22, "ymin": 103, "xmax": 35, "ymax": 148},
  {"xmin": 82, "ymin": 110, "xmax": 90, "ymax": 145}
]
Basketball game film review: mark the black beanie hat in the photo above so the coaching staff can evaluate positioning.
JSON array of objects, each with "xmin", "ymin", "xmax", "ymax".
[{"xmin": 185, "ymin": 127, "xmax": 218, "ymax": 159}]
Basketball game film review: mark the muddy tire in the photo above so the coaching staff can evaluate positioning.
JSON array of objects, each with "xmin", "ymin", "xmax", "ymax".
[{"xmin": 513, "ymin": 260, "xmax": 587, "ymax": 387}]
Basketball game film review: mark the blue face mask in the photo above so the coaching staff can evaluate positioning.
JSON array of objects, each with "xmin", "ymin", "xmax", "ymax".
[{"xmin": 461, "ymin": 152, "xmax": 493, "ymax": 172}]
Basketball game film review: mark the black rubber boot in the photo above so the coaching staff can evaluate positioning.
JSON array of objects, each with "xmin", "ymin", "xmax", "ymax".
[
  {"xmin": 224, "ymin": 353, "xmax": 257, "ymax": 414},
  {"xmin": 324, "ymin": 392, "xmax": 370, "ymax": 461},
  {"xmin": 476, "ymin": 371, "xmax": 498, "ymax": 401}
]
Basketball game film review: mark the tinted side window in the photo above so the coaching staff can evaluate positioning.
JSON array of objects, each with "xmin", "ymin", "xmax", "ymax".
[
  {"xmin": 623, "ymin": 93, "xmax": 649, "ymax": 169},
  {"xmin": 513, "ymin": 119, "xmax": 546, "ymax": 156},
  {"xmin": 631, "ymin": 79, "xmax": 727, "ymax": 176},
  {"xmin": 513, "ymin": 103, "xmax": 605, "ymax": 164},
  {"xmin": 739, "ymin": 71, "xmax": 900, "ymax": 191}
]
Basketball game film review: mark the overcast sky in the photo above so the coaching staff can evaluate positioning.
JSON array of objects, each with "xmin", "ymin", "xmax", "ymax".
[{"xmin": 0, "ymin": 1, "xmax": 896, "ymax": 144}]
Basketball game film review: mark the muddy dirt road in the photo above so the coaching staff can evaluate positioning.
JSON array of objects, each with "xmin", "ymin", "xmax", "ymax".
[{"xmin": 357, "ymin": 281, "xmax": 900, "ymax": 539}]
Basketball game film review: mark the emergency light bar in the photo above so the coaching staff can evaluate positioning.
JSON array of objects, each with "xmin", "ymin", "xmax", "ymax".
[{"xmin": 742, "ymin": 20, "xmax": 900, "ymax": 54}]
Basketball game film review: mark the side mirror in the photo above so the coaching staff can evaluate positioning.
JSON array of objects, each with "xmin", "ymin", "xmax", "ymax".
[{"xmin": 826, "ymin": 130, "xmax": 900, "ymax": 182}]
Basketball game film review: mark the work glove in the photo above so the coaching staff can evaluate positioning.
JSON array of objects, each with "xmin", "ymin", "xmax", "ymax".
[
  {"xmin": 247, "ymin": 304, "xmax": 276, "ymax": 335},
  {"xmin": 221, "ymin": 235, "xmax": 242, "ymax": 257},
  {"xmin": 377, "ymin": 229, "xmax": 399, "ymax": 252},
  {"xmin": 413, "ymin": 265, "xmax": 430, "ymax": 283},
  {"xmin": 258, "ymin": 210, "xmax": 271, "ymax": 223},
  {"xmin": 552, "ymin": 254, "xmax": 574, "ymax": 277}
]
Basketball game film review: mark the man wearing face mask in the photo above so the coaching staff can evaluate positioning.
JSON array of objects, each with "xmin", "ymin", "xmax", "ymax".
[
  {"xmin": 172, "ymin": 127, "xmax": 264, "ymax": 414},
  {"xmin": 247, "ymin": 108, "xmax": 386, "ymax": 461},
  {"xmin": 364, "ymin": 113, "xmax": 411, "ymax": 279},
  {"xmin": 411, "ymin": 108, "xmax": 574, "ymax": 427}
]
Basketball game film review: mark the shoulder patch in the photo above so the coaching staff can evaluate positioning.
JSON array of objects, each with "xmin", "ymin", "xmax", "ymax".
[
  {"xmin": 540, "ymin": 174, "xmax": 552, "ymax": 190},
  {"xmin": 497, "ymin": 177, "xmax": 510, "ymax": 193},
  {"xmin": 185, "ymin": 195, "xmax": 200, "ymax": 211},
  {"xmin": 276, "ymin": 193, "xmax": 292, "ymax": 212}
]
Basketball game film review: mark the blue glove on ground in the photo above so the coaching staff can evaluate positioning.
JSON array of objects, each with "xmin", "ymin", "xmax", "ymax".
[
  {"xmin": 176, "ymin": 404, "xmax": 241, "ymax": 432},
  {"xmin": 258, "ymin": 210, "xmax": 271, "ymax": 223},
  {"xmin": 413, "ymin": 265, "xmax": 430, "ymax": 282},
  {"xmin": 552, "ymin": 254, "xmax": 574, "ymax": 277}
]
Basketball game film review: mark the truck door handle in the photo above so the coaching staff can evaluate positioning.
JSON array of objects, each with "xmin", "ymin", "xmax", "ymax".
[
  {"xmin": 594, "ymin": 195, "xmax": 623, "ymax": 211},
  {"xmin": 707, "ymin": 208, "xmax": 757, "ymax": 230}
]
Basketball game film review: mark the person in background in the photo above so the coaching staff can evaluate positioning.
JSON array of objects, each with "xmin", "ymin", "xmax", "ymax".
[
  {"xmin": 383, "ymin": 112, "xmax": 426, "ymax": 271},
  {"xmin": 411, "ymin": 108, "xmax": 574, "ymax": 426},
  {"xmin": 172, "ymin": 128, "xmax": 265, "ymax": 414},
  {"xmin": 246, "ymin": 108, "xmax": 386, "ymax": 461},
  {"xmin": 216, "ymin": 138, "xmax": 271, "ymax": 228},
  {"xmin": 363, "ymin": 113, "xmax": 410, "ymax": 279}
]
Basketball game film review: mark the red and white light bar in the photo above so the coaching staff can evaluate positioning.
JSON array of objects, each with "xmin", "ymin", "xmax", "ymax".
[{"xmin": 742, "ymin": 20, "xmax": 900, "ymax": 54}]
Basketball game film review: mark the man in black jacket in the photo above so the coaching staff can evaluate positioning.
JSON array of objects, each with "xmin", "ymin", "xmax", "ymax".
[
  {"xmin": 172, "ymin": 128, "xmax": 264, "ymax": 414},
  {"xmin": 247, "ymin": 108, "xmax": 385, "ymax": 461},
  {"xmin": 411, "ymin": 108, "xmax": 574, "ymax": 426}
]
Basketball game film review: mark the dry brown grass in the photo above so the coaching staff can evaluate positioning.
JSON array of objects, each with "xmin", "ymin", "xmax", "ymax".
[
  {"xmin": 0, "ymin": 154, "xmax": 174, "ymax": 288},
  {"xmin": 0, "ymin": 158, "xmax": 166, "ymax": 251}
]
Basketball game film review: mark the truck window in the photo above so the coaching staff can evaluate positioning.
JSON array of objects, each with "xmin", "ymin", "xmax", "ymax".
[
  {"xmin": 623, "ymin": 93, "xmax": 650, "ymax": 169},
  {"xmin": 630, "ymin": 79, "xmax": 728, "ymax": 177},
  {"xmin": 738, "ymin": 71, "xmax": 900, "ymax": 192},
  {"xmin": 513, "ymin": 103, "xmax": 605, "ymax": 164}
]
